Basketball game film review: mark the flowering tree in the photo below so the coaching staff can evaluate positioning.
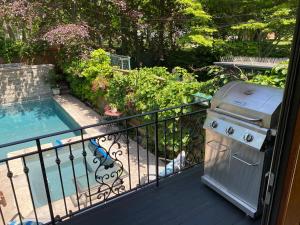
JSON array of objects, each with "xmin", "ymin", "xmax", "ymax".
[
  {"xmin": 43, "ymin": 24, "xmax": 90, "ymax": 46},
  {"xmin": 0, "ymin": 0, "xmax": 42, "ymax": 41}
]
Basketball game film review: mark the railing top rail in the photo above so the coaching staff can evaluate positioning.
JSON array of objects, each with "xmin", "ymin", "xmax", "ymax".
[
  {"xmin": 0, "ymin": 108, "xmax": 206, "ymax": 163},
  {"xmin": 0, "ymin": 100, "xmax": 208, "ymax": 150}
]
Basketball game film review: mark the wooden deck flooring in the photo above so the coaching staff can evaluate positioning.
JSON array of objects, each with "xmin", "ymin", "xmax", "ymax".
[{"xmin": 61, "ymin": 166, "xmax": 262, "ymax": 225}]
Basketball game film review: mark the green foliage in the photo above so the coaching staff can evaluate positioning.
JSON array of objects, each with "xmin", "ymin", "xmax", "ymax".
[
  {"xmin": 106, "ymin": 67, "xmax": 202, "ymax": 113},
  {"xmin": 105, "ymin": 65, "xmax": 208, "ymax": 152},
  {"xmin": 249, "ymin": 61, "xmax": 288, "ymax": 88},
  {"xmin": 165, "ymin": 46, "xmax": 220, "ymax": 74},
  {"xmin": 0, "ymin": 0, "xmax": 296, "ymax": 68},
  {"xmin": 196, "ymin": 61, "xmax": 288, "ymax": 94},
  {"xmin": 217, "ymin": 41, "xmax": 291, "ymax": 58},
  {"xmin": 201, "ymin": 0, "xmax": 296, "ymax": 58},
  {"xmin": 64, "ymin": 48, "xmax": 113, "ymax": 106},
  {"xmin": 65, "ymin": 48, "xmax": 288, "ymax": 154},
  {"xmin": 0, "ymin": 38, "xmax": 46, "ymax": 63}
]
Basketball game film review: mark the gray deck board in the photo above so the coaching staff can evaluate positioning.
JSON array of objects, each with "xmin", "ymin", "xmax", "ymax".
[{"xmin": 62, "ymin": 166, "xmax": 261, "ymax": 225}]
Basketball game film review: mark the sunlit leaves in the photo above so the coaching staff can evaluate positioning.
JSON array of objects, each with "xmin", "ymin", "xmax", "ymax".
[
  {"xmin": 177, "ymin": 0, "xmax": 211, "ymax": 20},
  {"xmin": 179, "ymin": 34, "xmax": 213, "ymax": 47},
  {"xmin": 231, "ymin": 20, "xmax": 267, "ymax": 31}
]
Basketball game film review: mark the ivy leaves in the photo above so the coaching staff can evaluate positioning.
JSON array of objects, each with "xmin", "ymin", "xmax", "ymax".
[{"xmin": 106, "ymin": 66, "xmax": 201, "ymax": 113}]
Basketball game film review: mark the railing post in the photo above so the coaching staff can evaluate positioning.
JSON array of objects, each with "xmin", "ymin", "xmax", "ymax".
[
  {"xmin": 36, "ymin": 139, "xmax": 55, "ymax": 224},
  {"xmin": 154, "ymin": 112, "xmax": 159, "ymax": 187}
]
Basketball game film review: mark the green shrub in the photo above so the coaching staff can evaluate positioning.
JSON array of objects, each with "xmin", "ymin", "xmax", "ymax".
[
  {"xmin": 64, "ymin": 48, "xmax": 113, "ymax": 106},
  {"xmin": 218, "ymin": 41, "xmax": 291, "ymax": 58},
  {"xmin": 249, "ymin": 61, "xmax": 288, "ymax": 88},
  {"xmin": 105, "ymin": 66, "xmax": 203, "ymax": 114},
  {"xmin": 0, "ymin": 38, "xmax": 47, "ymax": 63}
]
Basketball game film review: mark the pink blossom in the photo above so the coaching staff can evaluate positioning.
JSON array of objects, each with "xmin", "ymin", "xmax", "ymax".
[
  {"xmin": 111, "ymin": 0, "xmax": 143, "ymax": 20},
  {"xmin": 43, "ymin": 24, "xmax": 90, "ymax": 46}
]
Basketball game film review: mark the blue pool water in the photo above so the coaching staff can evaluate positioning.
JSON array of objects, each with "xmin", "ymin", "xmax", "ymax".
[
  {"xmin": 0, "ymin": 98, "xmax": 81, "ymax": 159},
  {"xmin": 26, "ymin": 145, "xmax": 97, "ymax": 207}
]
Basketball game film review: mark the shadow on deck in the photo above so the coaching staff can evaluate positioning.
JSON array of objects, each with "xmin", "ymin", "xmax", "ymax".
[{"xmin": 61, "ymin": 166, "xmax": 261, "ymax": 225}]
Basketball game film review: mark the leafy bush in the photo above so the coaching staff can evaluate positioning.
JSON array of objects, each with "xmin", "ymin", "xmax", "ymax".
[
  {"xmin": 196, "ymin": 61, "xmax": 288, "ymax": 93},
  {"xmin": 249, "ymin": 61, "xmax": 288, "ymax": 88},
  {"xmin": 64, "ymin": 48, "xmax": 288, "ymax": 156},
  {"xmin": 217, "ymin": 41, "xmax": 291, "ymax": 58},
  {"xmin": 64, "ymin": 48, "xmax": 113, "ymax": 106},
  {"xmin": 0, "ymin": 38, "xmax": 46, "ymax": 63},
  {"xmin": 106, "ymin": 67, "xmax": 203, "ymax": 113},
  {"xmin": 164, "ymin": 46, "xmax": 219, "ymax": 73}
]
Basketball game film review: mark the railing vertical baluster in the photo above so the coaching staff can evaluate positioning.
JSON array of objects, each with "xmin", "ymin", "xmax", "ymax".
[
  {"xmin": 6, "ymin": 161, "xmax": 23, "ymax": 225},
  {"xmin": 179, "ymin": 107, "xmax": 184, "ymax": 171},
  {"xmin": 146, "ymin": 126, "xmax": 150, "ymax": 183},
  {"xmin": 0, "ymin": 102, "xmax": 206, "ymax": 225},
  {"xmin": 172, "ymin": 119, "xmax": 176, "ymax": 175},
  {"xmin": 80, "ymin": 129, "xmax": 92, "ymax": 206},
  {"xmin": 68, "ymin": 145, "xmax": 80, "ymax": 211},
  {"xmin": 125, "ymin": 119, "xmax": 132, "ymax": 190},
  {"xmin": 0, "ymin": 204, "xmax": 5, "ymax": 225},
  {"xmin": 163, "ymin": 120, "xmax": 167, "ymax": 177},
  {"xmin": 36, "ymin": 139, "xmax": 55, "ymax": 224},
  {"xmin": 136, "ymin": 128, "xmax": 141, "ymax": 186},
  {"xmin": 22, "ymin": 157, "xmax": 38, "ymax": 224},
  {"xmin": 154, "ymin": 112, "xmax": 159, "ymax": 187},
  {"xmin": 188, "ymin": 114, "xmax": 194, "ymax": 164},
  {"xmin": 54, "ymin": 148, "xmax": 68, "ymax": 216}
]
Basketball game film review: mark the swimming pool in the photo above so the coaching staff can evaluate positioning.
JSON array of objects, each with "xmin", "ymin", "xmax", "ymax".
[
  {"xmin": 0, "ymin": 98, "xmax": 81, "ymax": 159},
  {"xmin": 26, "ymin": 148, "xmax": 95, "ymax": 207},
  {"xmin": 26, "ymin": 143, "xmax": 100, "ymax": 207}
]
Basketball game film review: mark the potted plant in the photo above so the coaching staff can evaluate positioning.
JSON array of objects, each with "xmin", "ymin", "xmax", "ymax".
[
  {"xmin": 47, "ymin": 71, "xmax": 61, "ymax": 95},
  {"xmin": 52, "ymin": 85, "xmax": 60, "ymax": 95}
]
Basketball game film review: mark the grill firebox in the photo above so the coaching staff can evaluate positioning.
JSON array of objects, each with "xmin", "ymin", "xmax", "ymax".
[{"xmin": 202, "ymin": 81, "xmax": 283, "ymax": 218}]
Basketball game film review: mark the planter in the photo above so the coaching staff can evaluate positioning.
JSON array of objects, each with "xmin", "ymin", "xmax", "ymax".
[{"xmin": 52, "ymin": 88, "xmax": 60, "ymax": 95}]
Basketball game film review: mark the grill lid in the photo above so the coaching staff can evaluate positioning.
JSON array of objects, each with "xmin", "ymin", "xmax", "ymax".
[{"xmin": 211, "ymin": 81, "xmax": 283, "ymax": 129}]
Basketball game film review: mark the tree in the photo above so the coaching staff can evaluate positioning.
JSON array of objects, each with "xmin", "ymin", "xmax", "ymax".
[{"xmin": 201, "ymin": 0, "xmax": 297, "ymax": 57}]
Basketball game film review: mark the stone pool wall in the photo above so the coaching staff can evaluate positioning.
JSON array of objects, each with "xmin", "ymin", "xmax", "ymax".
[{"xmin": 0, "ymin": 64, "xmax": 54, "ymax": 104}]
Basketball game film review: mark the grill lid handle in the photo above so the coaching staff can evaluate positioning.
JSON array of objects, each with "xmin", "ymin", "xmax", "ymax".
[{"xmin": 214, "ymin": 107, "xmax": 263, "ymax": 124}]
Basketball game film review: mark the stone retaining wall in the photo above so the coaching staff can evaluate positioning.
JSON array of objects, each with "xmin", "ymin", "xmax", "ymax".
[{"xmin": 0, "ymin": 64, "xmax": 54, "ymax": 104}]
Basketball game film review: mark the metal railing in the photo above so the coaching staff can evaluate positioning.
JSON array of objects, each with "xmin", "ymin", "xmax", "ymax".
[{"xmin": 0, "ymin": 102, "xmax": 207, "ymax": 225}]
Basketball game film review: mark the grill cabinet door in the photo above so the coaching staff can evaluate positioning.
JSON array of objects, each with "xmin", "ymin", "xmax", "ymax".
[
  {"xmin": 228, "ymin": 141, "xmax": 265, "ymax": 209},
  {"xmin": 204, "ymin": 130, "xmax": 231, "ymax": 187}
]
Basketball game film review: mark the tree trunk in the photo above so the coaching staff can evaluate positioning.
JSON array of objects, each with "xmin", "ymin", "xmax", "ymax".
[
  {"xmin": 4, "ymin": 22, "xmax": 16, "ymax": 41},
  {"xmin": 158, "ymin": 0, "xmax": 165, "ymax": 64}
]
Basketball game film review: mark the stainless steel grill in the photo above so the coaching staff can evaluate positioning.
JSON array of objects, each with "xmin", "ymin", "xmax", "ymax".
[{"xmin": 201, "ymin": 81, "xmax": 283, "ymax": 218}]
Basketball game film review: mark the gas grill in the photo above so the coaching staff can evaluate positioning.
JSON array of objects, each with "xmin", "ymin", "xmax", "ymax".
[{"xmin": 202, "ymin": 81, "xmax": 283, "ymax": 218}]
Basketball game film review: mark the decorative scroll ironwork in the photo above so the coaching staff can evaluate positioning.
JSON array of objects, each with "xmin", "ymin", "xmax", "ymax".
[
  {"xmin": 0, "ymin": 101, "xmax": 207, "ymax": 225},
  {"xmin": 92, "ymin": 133, "xmax": 126, "ymax": 201}
]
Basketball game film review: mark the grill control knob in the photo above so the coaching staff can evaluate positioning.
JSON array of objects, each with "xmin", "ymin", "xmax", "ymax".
[
  {"xmin": 244, "ymin": 133, "xmax": 254, "ymax": 142},
  {"xmin": 210, "ymin": 120, "xmax": 218, "ymax": 128},
  {"xmin": 226, "ymin": 127, "xmax": 234, "ymax": 135}
]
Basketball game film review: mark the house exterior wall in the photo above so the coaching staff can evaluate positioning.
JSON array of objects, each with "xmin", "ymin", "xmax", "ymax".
[{"xmin": 0, "ymin": 64, "xmax": 54, "ymax": 105}]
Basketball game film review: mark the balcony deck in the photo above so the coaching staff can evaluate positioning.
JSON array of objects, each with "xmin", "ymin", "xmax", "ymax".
[{"xmin": 61, "ymin": 166, "xmax": 261, "ymax": 225}]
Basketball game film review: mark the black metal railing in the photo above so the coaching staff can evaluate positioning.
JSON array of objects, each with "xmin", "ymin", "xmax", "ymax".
[{"xmin": 0, "ymin": 101, "xmax": 207, "ymax": 225}]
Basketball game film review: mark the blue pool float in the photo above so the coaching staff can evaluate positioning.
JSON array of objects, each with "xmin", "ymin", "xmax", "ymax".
[
  {"xmin": 54, "ymin": 139, "xmax": 64, "ymax": 147},
  {"xmin": 89, "ymin": 139, "xmax": 114, "ymax": 169},
  {"xmin": 8, "ymin": 219, "xmax": 43, "ymax": 225}
]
